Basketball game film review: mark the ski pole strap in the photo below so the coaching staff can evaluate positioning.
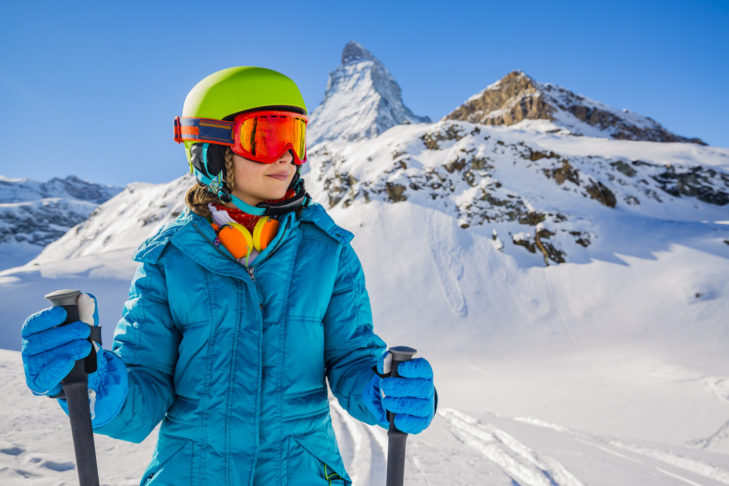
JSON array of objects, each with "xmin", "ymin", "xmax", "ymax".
[
  {"xmin": 48, "ymin": 327, "xmax": 102, "ymax": 400},
  {"xmin": 89, "ymin": 326, "xmax": 102, "ymax": 346}
]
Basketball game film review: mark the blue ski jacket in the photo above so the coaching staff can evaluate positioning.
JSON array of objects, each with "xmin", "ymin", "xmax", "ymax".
[{"xmin": 95, "ymin": 204, "xmax": 387, "ymax": 485}]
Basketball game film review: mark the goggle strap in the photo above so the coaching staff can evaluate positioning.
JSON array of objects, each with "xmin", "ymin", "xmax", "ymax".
[
  {"xmin": 174, "ymin": 117, "xmax": 235, "ymax": 145},
  {"xmin": 229, "ymin": 194, "xmax": 267, "ymax": 216},
  {"xmin": 257, "ymin": 178, "xmax": 312, "ymax": 216}
]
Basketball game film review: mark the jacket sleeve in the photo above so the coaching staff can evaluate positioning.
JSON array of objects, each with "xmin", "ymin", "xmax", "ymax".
[
  {"xmin": 94, "ymin": 260, "xmax": 180, "ymax": 443},
  {"xmin": 323, "ymin": 243, "xmax": 387, "ymax": 425}
]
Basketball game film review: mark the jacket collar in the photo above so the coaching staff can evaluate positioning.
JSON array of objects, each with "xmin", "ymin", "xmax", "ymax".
[{"xmin": 169, "ymin": 209, "xmax": 299, "ymax": 281}]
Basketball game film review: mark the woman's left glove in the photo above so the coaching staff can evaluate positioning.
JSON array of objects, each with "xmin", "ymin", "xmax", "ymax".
[{"xmin": 362, "ymin": 352, "xmax": 437, "ymax": 434}]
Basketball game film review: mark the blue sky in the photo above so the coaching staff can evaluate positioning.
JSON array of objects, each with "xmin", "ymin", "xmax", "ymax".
[{"xmin": 1, "ymin": 1, "xmax": 727, "ymax": 186}]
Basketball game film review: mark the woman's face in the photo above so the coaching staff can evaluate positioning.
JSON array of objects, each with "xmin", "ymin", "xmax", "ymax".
[{"xmin": 229, "ymin": 150, "xmax": 296, "ymax": 206}]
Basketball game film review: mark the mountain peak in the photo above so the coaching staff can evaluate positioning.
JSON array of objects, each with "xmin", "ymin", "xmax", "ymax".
[
  {"xmin": 308, "ymin": 42, "xmax": 430, "ymax": 146},
  {"xmin": 447, "ymin": 71, "xmax": 705, "ymax": 144},
  {"xmin": 341, "ymin": 41, "xmax": 377, "ymax": 65}
]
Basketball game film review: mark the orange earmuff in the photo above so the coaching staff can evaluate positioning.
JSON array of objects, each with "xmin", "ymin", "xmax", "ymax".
[
  {"xmin": 212, "ymin": 217, "xmax": 280, "ymax": 260},
  {"xmin": 252, "ymin": 217, "xmax": 279, "ymax": 251}
]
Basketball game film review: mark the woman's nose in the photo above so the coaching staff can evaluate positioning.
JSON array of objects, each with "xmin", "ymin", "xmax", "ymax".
[{"xmin": 276, "ymin": 150, "xmax": 294, "ymax": 164}]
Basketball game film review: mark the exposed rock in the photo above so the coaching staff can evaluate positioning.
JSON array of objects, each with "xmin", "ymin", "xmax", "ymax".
[
  {"xmin": 385, "ymin": 183, "xmax": 407, "ymax": 202},
  {"xmin": 529, "ymin": 150, "xmax": 561, "ymax": 162},
  {"xmin": 445, "ymin": 71, "xmax": 705, "ymax": 144},
  {"xmin": 446, "ymin": 72, "xmax": 553, "ymax": 127},
  {"xmin": 570, "ymin": 231, "xmax": 592, "ymax": 247},
  {"xmin": 652, "ymin": 166, "xmax": 729, "ymax": 206},
  {"xmin": 611, "ymin": 160, "xmax": 637, "ymax": 177},
  {"xmin": 535, "ymin": 229, "xmax": 566, "ymax": 265},
  {"xmin": 586, "ymin": 180, "xmax": 617, "ymax": 207},
  {"xmin": 512, "ymin": 229, "xmax": 566, "ymax": 266},
  {"xmin": 518, "ymin": 212, "xmax": 545, "ymax": 226},
  {"xmin": 421, "ymin": 125, "xmax": 465, "ymax": 150},
  {"xmin": 545, "ymin": 160, "xmax": 580, "ymax": 185}
]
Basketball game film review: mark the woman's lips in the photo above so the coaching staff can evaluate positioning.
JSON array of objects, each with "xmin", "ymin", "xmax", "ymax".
[{"xmin": 267, "ymin": 172, "xmax": 290, "ymax": 181}]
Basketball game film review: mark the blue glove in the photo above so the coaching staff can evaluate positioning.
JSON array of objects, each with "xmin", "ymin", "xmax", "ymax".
[
  {"xmin": 21, "ymin": 293, "xmax": 128, "ymax": 427},
  {"xmin": 362, "ymin": 352, "xmax": 436, "ymax": 434}
]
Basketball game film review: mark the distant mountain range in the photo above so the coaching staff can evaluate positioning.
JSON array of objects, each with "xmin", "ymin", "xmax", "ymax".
[{"xmin": 0, "ymin": 175, "xmax": 122, "ymax": 270}]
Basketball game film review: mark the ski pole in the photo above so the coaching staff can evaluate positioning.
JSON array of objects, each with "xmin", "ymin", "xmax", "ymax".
[
  {"xmin": 386, "ymin": 345, "xmax": 417, "ymax": 486},
  {"xmin": 45, "ymin": 289, "xmax": 100, "ymax": 486}
]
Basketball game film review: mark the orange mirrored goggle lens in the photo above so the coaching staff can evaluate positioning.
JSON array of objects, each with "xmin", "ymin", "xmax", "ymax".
[{"xmin": 234, "ymin": 111, "xmax": 307, "ymax": 165}]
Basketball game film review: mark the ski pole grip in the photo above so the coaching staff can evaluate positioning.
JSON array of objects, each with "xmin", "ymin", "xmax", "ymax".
[
  {"xmin": 386, "ymin": 346, "xmax": 417, "ymax": 486},
  {"xmin": 45, "ymin": 289, "xmax": 100, "ymax": 486},
  {"xmin": 45, "ymin": 289, "xmax": 97, "ymax": 376},
  {"xmin": 387, "ymin": 346, "xmax": 417, "ymax": 432}
]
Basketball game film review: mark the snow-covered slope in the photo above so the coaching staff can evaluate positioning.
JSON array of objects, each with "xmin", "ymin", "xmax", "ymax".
[
  {"xmin": 2, "ymin": 209, "xmax": 729, "ymax": 485},
  {"xmin": 446, "ymin": 71, "xmax": 706, "ymax": 144},
  {"xmin": 307, "ymin": 41, "xmax": 430, "ymax": 146},
  {"xmin": 0, "ymin": 175, "xmax": 122, "ymax": 270},
  {"xmin": 30, "ymin": 174, "xmax": 191, "ymax": 265},
  {"xmin": 307, "ymin": 121, "xmax": 729, "ymax": 266}
]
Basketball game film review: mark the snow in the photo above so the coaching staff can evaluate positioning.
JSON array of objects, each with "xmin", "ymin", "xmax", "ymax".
[
  {"xmin": 4, "ymin": 340, "xmax": 729, "ymax": 485},
  {"xmin": 6, "ymin": 192, "xmax": 727, "ymax": 484}
]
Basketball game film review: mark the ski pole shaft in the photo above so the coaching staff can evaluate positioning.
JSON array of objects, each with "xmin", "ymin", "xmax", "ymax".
[
  {"xmin": 45, "ymin": 289, "xmax": 100, "ymax": 486},
  {"xmin": 386, "ymin": 345, "xmax": 417, "ymax": 486}
]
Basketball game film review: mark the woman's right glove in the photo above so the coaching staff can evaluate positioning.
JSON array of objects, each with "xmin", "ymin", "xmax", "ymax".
[
  {"xmin": 21, "ymin": 293, "xmax": 128, "ymax": 427},
  {"xmin": 362, "ymin": 352, "xmax": 437, "ymax": 435}
]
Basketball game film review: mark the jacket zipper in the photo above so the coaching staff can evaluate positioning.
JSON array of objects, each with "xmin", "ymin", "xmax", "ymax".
[{"xmin": 248, "ymin": 217, "xmax": 291, "ymax": 271}]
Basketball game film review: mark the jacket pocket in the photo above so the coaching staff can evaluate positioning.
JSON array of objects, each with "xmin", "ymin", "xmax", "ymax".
[
  {"xmin": 141, "ymin": 435, "xmax": 193, "ymax": 486},
  {"xmin": 287, "ymin": 427, "xmax": 351, "ymax": 485}
]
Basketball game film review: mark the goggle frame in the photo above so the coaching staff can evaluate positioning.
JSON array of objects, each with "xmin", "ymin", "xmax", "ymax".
[{"xmin": 174, "ymin": 110, "xmax": 308, "ymax": 165}]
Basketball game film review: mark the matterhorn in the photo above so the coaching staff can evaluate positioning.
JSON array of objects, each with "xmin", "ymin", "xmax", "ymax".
[{"xmin": 307, "ymin": 41, "xmax": 430, "ymax": 145}]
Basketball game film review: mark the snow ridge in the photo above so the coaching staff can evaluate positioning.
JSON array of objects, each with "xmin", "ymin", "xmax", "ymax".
[{"xmin": 30, "ymin": 174, "xmax": 190, "ymax": 265}]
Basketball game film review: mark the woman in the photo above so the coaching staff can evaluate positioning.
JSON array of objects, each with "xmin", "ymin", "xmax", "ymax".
[{"xmin": 21, "ymin": 66, "xmax": 436, "ymax": 485}]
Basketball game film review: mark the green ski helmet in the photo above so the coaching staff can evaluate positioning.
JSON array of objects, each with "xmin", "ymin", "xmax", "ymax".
[{"xmin": 176, "ymin": 66, "xmax": 310, "ymax": 216}]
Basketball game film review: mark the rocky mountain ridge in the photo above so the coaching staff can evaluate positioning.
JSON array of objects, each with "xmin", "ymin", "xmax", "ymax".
[
  {"xmin": 445, "ymin": 71, "xmax": 705, "ymax": 145},
  {"xmin": 307, "ymin": 120, "xmax": 728, "ymax": 266}
]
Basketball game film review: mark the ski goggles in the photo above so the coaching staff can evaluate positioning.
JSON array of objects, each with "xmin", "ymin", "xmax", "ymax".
[{"xmin": 174, "ymin": 110, "xmax": 308, "ymax": 164}]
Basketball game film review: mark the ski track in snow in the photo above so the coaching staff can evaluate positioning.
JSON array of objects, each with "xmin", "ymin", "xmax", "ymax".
[
  {"xmin": 689, "ymin": 376, "xmax": 729, "ymax": 450},
  {"xmin": 515, "ymin": 415, "xmax": 729, "ymax": 486},
  {"xmin": 330, "ymin": 399, "xmax": 388, "ymax": 485},
  {"xmin": 607, "ymin": 439, "xmax": 729, "ymax": 485},
  {"xmin": 330, "ymin": 397, "xmax": 729, "ymax": 486},
  {"xmin": 540, "ymin": 268, "xmax": 579, "ymax": 352},
  {"xmin": 426, "ymin": 211, "xmax": 468, "ymax": 318},
  {"xmin": 690, "ymin": 420, "xmax": 729, "ymax": 451},
  {"xmin": 441, "ymin": 408, "xmax": 584, "ymax": 486}
]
